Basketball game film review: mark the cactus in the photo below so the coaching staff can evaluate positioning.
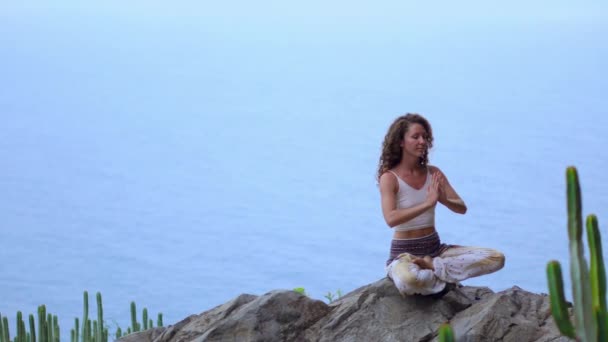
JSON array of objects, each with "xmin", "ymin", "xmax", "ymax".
[
  {"xmin": 81, "ymin": 292, "xmax": 88, "ymax": 342},
  {"xmin": 0, "ymin": 314, "xmax": 4, "ymax": 342},
  {"xmin": 2, "ymin": 316, "xmax": 10, "ymax": 342},
  {"xmin": 38, "ymin": 306, "xmax": 46, "ymax": 342},
  {"xmin": 438, "ymin": 323, "xmax": 455, "ymax": 342},
  {"xmin": 95, "ymin": 293, "xmax": 104, "ymax": 342},
  {"xmin": 91, "ymin": 321, "xmax": 98, "ymax": 342},
  {"xmin": 84, "ymin": 318, "xmax": 91, "ymax": 342},
  {"xmin": 16, "ymin": 311, "xmax": 26, "ymax": 342},
  {"xmin": 1, "ymin": 293, "xmax": 163, "ymax": 341},
  {"xmin": 52, "ymin": 316, "xmax": 59, "ymax": 342},
  {"xmin": 130, "ymin": 302, "xmax": 138, "ymax": 333},
  {"xmin": 29, "ymin": 314, "xmax": 36, "ymax": 342},
  {"xmin": 157, "ymin": 313, "xmax": 163, "ymax": 328},
  {"xmin": 73, "ymin": 318, "xmax": 79, "ymax": 342},
  {"xmin": 546, "ymin": 166, "xmax": 606, "ymax": 341},
  {"xmin": 15, "ymin": 312, "xmax": 22, "ymax": 342},
  {"xmin": 51, "ymin": 315, "xmax": 58, "ymax": 342},
  {"xmin": 142, "ymin": 308, "xmax": 148, "ymax": 330}
]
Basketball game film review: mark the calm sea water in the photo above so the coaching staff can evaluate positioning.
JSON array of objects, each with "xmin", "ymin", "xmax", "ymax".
[{"xmin": 1, "ymin": 3, "xmax": 607, "ymax": 340}]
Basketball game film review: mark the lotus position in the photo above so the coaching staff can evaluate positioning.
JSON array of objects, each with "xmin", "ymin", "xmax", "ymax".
[{"xmin": 378, "ymin": 114, "xmax": 505, "ymax": 296}]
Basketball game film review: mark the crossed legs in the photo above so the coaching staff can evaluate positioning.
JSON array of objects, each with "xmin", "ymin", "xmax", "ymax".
[{"xmin": 387, "ymin": 246, "xmax": 505, "ymax": 296}]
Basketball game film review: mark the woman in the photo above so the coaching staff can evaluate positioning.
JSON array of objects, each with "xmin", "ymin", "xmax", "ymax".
[{"xmin": 378, "ymin": 113, "xmax": 504, "ymax": 296}]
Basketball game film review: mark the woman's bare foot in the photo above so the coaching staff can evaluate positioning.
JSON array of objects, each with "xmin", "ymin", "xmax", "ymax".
[{"xmin": 412, "ymin": 256, "xmax": 435, "ymax": 270}]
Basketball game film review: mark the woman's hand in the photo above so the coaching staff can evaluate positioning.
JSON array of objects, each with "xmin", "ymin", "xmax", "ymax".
[
  {"xmin": 435, "ymin": 169, "xmax": 448, "ymax": 201},
  {"xmin": 430, "ymin": 166, "xmax": 468, "ymax": 214},
  {"xmin": 425, "ymin": 171, "xmax": 441, "ymax": 206}
]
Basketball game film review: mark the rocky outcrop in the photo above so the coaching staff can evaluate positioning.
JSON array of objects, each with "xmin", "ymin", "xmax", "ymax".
[{"xmin": 117, "ymin": 278, "xmax": 571, "ymax": 342}]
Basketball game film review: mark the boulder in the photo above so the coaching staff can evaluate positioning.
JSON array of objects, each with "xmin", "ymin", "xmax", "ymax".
[{"xmin": 118, "ymin": 278, "xmax": 572, "ymax": 342}]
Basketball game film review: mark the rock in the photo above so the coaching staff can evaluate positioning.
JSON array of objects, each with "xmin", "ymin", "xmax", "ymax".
[
  {"xmin": 301, "ymin": 278, "xmax": 492, "ymax": 342},
  {"xmin": 117, "ymin": 328, "xmax": 165, "ymax": 342},
  {"xmin": 449, "ymin": 286, "xmax": 571, "ymax": 342},
  {"xmin": 117, "ymin": 278, "xmax": 571, "ymax": 342}
]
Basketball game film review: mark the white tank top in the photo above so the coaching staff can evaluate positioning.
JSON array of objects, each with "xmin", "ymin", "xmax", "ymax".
[{"xmin": 388, "ymin": 169, "xmax": 435, "ymax": 232}]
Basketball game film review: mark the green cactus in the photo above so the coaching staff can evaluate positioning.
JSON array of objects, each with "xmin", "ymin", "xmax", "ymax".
[
  {"xmin": 130, "ymin": 302, "xmax": 138, "ymax": 333},
  {"xmin": 2, "ymin": 292, "xmax": 163, "ymax": 341},
  {"xmin": 20, "ymin": 312, "xmax": 25, "ymax": 342},
  {"xmin": 0, "ymin": 314, "xmax": 4, "ymax": 342},
  {"xmin": 37, "ymin": 306, "xmax": 46, "ymax": 342},
  {"xmin": 157, "ymin": 313, "xmax": 163, "ymax": 328},
  {"xmin": 51, "ymin": 315, "xmax": 58, "ymax": 342},
  {"xmin": 73, "ymin": 318, "xmax": 79, "ymax": 342},
  {"xmin": 15, "ymin": 312, "xmax": 22, "ymax": 342},
  {"xmin": 29, "ymin": 314, "xmax": 36, "ymax": 342},
  {"xmin": 142, "ymin": 308, "xmax": 148, "ymax": 330},
  {"xmin": 2, "ymin": 316, "xmax": 10, "ymax": 342},
  {"xmin": 46, "ymin": 314, "xmax": 52, "ymax": 342},
  {"xmin": 438, "ymin": 323, "xmax": 455, "ymax": 342},
  {"xmin": 81, "ymin": 292, "xmax": 88, "ymax": 342},
  {"xmin": 92, "ymin": 321, "xmax": 97, "ymax": 342},
  {"xmin": 95, "ymin": 293, "xmax": 104, "ymax": 342},
  {"xmin": 546, "ymin": 166, "xmax": 606, "ymax": 341},
  {"xmin": 84, "ymin": 318, "xmax": 91, "ymax": 342},
  {"xmin": 52, "ymin": 316, "xmax": 59, "ymax": 342}
]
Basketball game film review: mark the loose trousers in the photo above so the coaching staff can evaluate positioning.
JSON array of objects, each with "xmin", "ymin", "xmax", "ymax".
[{"xmin": 386, "ymin": 245, "xmax": 505, "ymax": 296}]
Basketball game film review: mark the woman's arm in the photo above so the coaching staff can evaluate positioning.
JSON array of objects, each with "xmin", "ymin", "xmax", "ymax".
[
  {"xmin": 379, "ymin": 172, "xmax": 439, "ymax": 227},
  {"xmin": 430, "ymin": 166, "xmax": 467, "ymax": 214}
]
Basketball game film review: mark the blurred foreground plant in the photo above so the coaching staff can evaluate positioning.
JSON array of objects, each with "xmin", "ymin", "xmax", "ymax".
[
  {"xmin": 437, "ymin": 323, "xmax": 454, "ymax": 342},
  {"xmin": 546, "ymin": 166, "xmax": 606, "ymax": 341},
  {"xmin": 0, "ymin": 291, "xmax": 163, "ymax": 342}
]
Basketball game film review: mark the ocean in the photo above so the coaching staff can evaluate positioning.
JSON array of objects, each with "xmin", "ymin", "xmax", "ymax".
[{"xmin": 1, "ymin": 2, "xmax": 607, "ymax": 340}]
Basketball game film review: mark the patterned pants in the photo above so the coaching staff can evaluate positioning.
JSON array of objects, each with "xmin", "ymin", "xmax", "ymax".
[{"xmin": 386, "ymin": 232, "xmax": 505, "ymax": 296}]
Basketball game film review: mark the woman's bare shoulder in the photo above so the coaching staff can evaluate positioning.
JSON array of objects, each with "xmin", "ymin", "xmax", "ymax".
[
  {"xmin": 428, "ymin": 165, "xmax": 444, "ymax": 174},
  {"xmin": 379, "ymin": 171, "xmax": 398, "ymax": 191}
]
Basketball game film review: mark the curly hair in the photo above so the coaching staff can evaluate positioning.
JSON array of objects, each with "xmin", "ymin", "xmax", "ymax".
[{"xmin": 376, "ymin": 113, "xmax": 434, "ymax": 181}]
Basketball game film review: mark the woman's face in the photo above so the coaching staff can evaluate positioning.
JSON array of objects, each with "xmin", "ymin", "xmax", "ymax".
[{"xmin": 401, "ymin": 123, "xmax": 428, "ymax": 158}]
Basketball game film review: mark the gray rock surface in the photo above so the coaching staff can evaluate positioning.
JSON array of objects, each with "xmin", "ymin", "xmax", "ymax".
[{"xmin": 117, "ymin": 278, "xmax": 573, "ymax": 342}]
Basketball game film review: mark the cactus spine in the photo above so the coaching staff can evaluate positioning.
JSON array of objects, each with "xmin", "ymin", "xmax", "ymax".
[{"xmin": 546, "ymin": 166, "xmax": 606, "ymax": 341}]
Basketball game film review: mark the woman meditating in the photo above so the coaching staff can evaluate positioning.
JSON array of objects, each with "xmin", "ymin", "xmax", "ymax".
[{"xmin": 378, "ymin": 113, "xmax": 505, "ymax": 296}]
